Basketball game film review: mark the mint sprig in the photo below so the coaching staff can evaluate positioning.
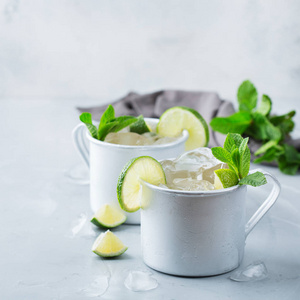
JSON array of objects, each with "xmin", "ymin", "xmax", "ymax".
[
  {"xmin": 80, "ymin": 105, "xmax": 141, "ymax": 141},
  {"xmin": 212, "ymin": 133, "xmax": 267, "ymax": 187},
  {"xmin": 210, "ymin": 80, "xmax": 299, "ymax": 175}
]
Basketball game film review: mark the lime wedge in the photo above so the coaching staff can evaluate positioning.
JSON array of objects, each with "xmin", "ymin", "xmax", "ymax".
[
  {"xmin": 157, "ymin": 106, "xmax": 209, "ymax": 151},
  {"xmin": 92, "ymin": 230, "xmax": 128, "ymax": 257},
  {"xmin": 214, "ymin": 169, "xmax": 239, "ymax": 189},
  {"xmin": 90, "ymin": 204, "xmax": 126, "ymax": 228},
  {"xmin": 117, "ymin": 156, "xmax": 166, "ymax": 212},
  {"xmin": 130, "ymin": 115, "xmax": 151, "ymax": 134}
]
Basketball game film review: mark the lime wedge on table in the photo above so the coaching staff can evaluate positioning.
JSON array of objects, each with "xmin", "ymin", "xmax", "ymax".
[
  {"xmin": 92, "ymin": 230, "xmax": 128, "ymax": 257},
  {"xmin": 130, "ymin": 115, "xmax": 151, "ymax": 134},
  {"xmin": 214, "ymin": 169, "xmax": 239, "ymax": 189},
  {"xmin": 157, "ymin": 106, "xmax": 209, "ymax": 151},
  {"xmin": 117, "ymin": 156, "xmax": 166, "ymax": 212},
  {"xmin": 90, "ymin": 204, "xmax": 126, "ymax": 228}
]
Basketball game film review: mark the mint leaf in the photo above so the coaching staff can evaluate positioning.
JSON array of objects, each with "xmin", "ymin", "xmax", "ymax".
[
  {"xmin": 98, "ymin": 121, "xmax": 119, "ymax": 141},
  {"xmin": 257, "ymin": 94, "xmax": 272, "ymax": 116},
  {"xmin": 269, "ymin": 110, "xmax": 296, "ymax": 126},
  {"xmin": 210, "ymin": 112, "xmax": 252, "ymax": 134},
  {"xmin": 110, "ymin": 116, "xmax": 138, "ymax": 132},
  {"xmin": 99, "ymin": 104, "xmax": 115, "ymax": 130},
  {"xmin": 211, "ymin": 146, "xmax": 239, "ymax": 175},
  {"xmin": 231, "ymin": 148, "xmax": 240, "ymax": 176},
  {"xmin": 253, "ymin": 146, "xmax": 283, "ymax": 164},
  {"xmin": 270, "ymin": 110, "xmax": 295, "ymax": 136},
  {"xmin": 239, "ymin": 171, "xmax": 267, "ymax": 187},
  {"xmin": 237, "ymin": 137, "xmax": 250, "ymax": 178},
  {"xmin": 246, "ymin": 112, "xmax": 281, "ymax": 141},
  {"xmin": 224, "ymin": 134, "xmax": 237, "ymax": 153},
  {"xmin": 283, "ymin": 144, "xmax": 300, "ymax": 164},
  {"xmin": 224, "ymin": 133, "xmax": 244, "ymax": 153},
  {"xmin": 211, "ymin": 147, "xmax": 233, "ymax": 165},
  {"xmin": 79, "ymin": 112, "xmax": 98, "ymax": 139},
  {"xmin": 210, "ymin": 79, "xmax": 298, "ymax": 175},
  {"xmin": 237, "ymin": 80, "xmax": 258, "ymax": 112},
  {"xmin": 213, "ymin": 133, "xmax": 267, "ymax": 186},
  {"xmin": 238, "ymin": 137, "xmax": 249, "ymax": 157},
  {"xmin": 278, "ymin": 154, "xmax": 299, "ymax": 175},
  {"xmin": 239, "ymin": 146, "xmax": 250, "ymax": 179},
  {"xmin": 254, "ymin": 140, "xmax": 279, "ymax": 156},
  {"xmin": 93, "ymin": 105, "xmax": 138, "ymax": 141}
]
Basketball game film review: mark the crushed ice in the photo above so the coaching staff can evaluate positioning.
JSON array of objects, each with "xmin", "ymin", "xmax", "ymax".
[
  {"xmin": 124, "ymin": 271, "xmax": 158, "ymax": 292},
  {"xmin": 78, "ymin": 275, "xmax": 110, "ymax": 297},
  {"xmin": 229, "ymin": 261, "xmax": 268, "ymax": 282},
  {"xmin": 64, "ymin": 163, "xmax": 89, "ymax": 185},
  {"xmin": 69, "ymin": 213, "xmax": 96, "ymax": 238},
  {"xmin": 160, "ymin": 147, "xmax": 227, "ymax": 191}
]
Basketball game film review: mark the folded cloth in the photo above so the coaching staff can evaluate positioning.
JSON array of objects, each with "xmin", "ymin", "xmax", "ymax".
[
  {"xmin": 77, "ymin": 90, "xmax": 300, "ymax": 159},
  {"xmin": 77, "ymin": 90, "xmax": 235, "ymax": 148}
]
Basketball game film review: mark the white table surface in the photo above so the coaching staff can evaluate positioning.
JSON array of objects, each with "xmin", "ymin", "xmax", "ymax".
[{"xmin": 1, "ymin": 98, "xmax": 300, "ymax": 300}]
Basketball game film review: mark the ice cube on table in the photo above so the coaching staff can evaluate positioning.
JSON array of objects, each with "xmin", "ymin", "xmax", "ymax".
[
  {"xmin": 69, "ymin": 213, "xmax": 96, "ymax": 239},
  {"xmin": 229, "ymin": 261, "xmax": 268, "ymax": 282},
  {"xmin": 124, "ymin": 271, "xmax": 158, "ymax": 292}
]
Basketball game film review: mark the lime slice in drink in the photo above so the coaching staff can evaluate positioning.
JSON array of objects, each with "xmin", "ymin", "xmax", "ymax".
[
  {"xmin": 214, "ymin": 169, "xmax": 239, "ymax": 189},
  {"xmin": 90, "ymin": 204, "xmax": 126, "ymax": 228},
  {"xmin": 117, "ymin": 156, "xmax": 166, "ymax": 212},
  {"xmin": 92, "ymin": 230, "xmax": 128, "ymax": 257},
  {"xmin": 157, "ymin": 106, "xmax": 209, "ymax": 151},
  {"xmin": 130, "ymin": 115, "xmax": 151, "ymax": 134}
]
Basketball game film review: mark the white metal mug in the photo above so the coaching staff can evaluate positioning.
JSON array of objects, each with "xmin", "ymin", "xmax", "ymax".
[
  {"xmin": 140, "ymin": 169, "xmax": 280, "ymax": 276},
  {"xmin": 72, "ymin": 118, "xmax": 188, "ymax": 224}
]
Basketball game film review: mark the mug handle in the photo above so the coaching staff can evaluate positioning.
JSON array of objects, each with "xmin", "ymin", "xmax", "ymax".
[
  {"xmin": 72, "ymin": 123, "xmax": 90, "ymax": 168},
  {"xmin": 245, "ymin": 168, "xmax": 281, "ymax": 237}
]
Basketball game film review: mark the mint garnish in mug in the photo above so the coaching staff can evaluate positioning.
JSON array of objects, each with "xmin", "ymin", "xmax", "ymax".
[
  {"xmin": 79, "ymin": 105, "xmax": 138, "ymax": 141},
  {"xmin": 212, "ymin": 133, "xmax": 267, "ymax": 189}
]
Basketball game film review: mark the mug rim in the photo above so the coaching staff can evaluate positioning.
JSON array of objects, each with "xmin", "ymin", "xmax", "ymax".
[
  {"xmin": 85, "ymin": 118, "xmax": 189, "ymax": 150},
  {"xmin": 141, "ymin": 179, "xmax": 246, "ymax": 196}
]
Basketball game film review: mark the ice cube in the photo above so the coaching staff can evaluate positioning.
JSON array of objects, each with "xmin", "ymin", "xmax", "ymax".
[
  {"xmin": 173, "ymin": 148, "xmax": 222, "ymax": 173},
  {"xmin": 170, "ymin": 178, "xmax": 215, "ymax": 191},
  {"xmin": 124, "ymin": 271, "xmax": 158, "ymax": 292},
  {"xmin": 201, "ymin": 163, "xmax": 228, "ymax": 184},
  {"xmin": 229, "ymin": 261, "xmax": 268, "ymax": 282},
  {"xmin": 105, "ymin": 132, "xmax": 151, "ymax": 146},
  {"xmin": 78, "ymin": 276, "xmax": 110, "ymax": 297},
  {"xmin": 160, "ymin": 148, "xmax": 228, "ymax": 191},
  {"xmin": 69, "ymin": 213, "xmax": 96, "ymax": 238},
  {"xmin": 64, "ymin": 163, "xmax": 90, "ymax": 185},
  {"xmin": 153, "ymin": 136, "xmax": 178, "ymax": 145}
]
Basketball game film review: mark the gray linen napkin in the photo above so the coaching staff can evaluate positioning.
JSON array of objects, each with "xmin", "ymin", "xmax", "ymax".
[
  {"xmin": 77, "ymin": 90, "xmax": 300, "ymax": 159},
  {"xmin": 77, "ymin": 90, "xmax": 235, "ymax": 148}
]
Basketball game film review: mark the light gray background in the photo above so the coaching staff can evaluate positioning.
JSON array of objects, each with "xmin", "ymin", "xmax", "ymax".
[
  {"xmin": 1, "ymin": 1, "xmax": 300, "ymax": 299},
  {"xmin": 0, "ymin": 0, "xmax": 299, "ymax": 104}
]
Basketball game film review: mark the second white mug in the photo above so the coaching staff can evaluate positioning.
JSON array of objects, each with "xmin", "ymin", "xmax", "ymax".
[{"xmin": 72, "ymin": 118, "xmax": 188, "ymax": 224}]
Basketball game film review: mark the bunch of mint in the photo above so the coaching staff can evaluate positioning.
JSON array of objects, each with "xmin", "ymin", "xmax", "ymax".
[
  {"xmin": 210, "ymin": 80, "xmax": 300, "ymax": 175},
  {"xmin": 212, "ymin": 133, "xmax": 267, "ymax": 187},
  {"xmin": 80, "ymin": 105, "xmax": 139, "ymax": 141}
]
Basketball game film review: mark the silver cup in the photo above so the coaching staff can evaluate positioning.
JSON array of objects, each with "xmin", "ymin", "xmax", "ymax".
[{"xmin": 140, "ymin": 169, "xmax": 280, "ymax": 276}]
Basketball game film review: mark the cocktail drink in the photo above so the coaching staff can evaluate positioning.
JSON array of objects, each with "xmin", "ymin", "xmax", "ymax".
[
  {"xmin": 73, "ymin": 105, "xmax": 210, "ymax": 224},
  {"xmin": 117, "ymin": 134, "xmax": 280, "ymax": 276}
]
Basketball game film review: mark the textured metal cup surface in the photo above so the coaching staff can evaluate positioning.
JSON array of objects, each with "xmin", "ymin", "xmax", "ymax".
[{"xmin": 141, "ymin": 183, "xmax": 247, "ymax": 276}]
